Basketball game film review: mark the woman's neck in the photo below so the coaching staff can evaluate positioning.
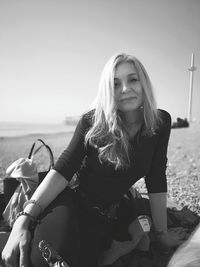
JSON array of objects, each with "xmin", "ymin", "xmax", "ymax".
[
  {"xmin": 123, "ymin": 110, "xmax": 142, "ymax": 126},
  {"xmin": 122, "ymin": 110, "xmax": 143, "ymax": 138}
]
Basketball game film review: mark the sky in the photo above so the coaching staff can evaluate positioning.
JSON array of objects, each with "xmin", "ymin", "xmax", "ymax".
[{"xmin": 0, "ymin": 0, "xmax": 200, "ymax": 124}]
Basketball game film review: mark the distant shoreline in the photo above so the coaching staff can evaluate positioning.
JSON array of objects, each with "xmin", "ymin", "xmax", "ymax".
[
  {"xmin": 0, "ymin": 130, "xmax": 75, "ymax": 140},
  {"xmin": 0, "ymin": 122, "xmax": 76, "ymax": 138}
]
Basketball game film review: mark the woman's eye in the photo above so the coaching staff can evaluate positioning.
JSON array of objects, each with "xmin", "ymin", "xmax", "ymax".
[
  {"xmin": 114, "ymin": 82, "xmax": 120, "ymax": 89},
  {"xmin": 129, "ymin": 78, "xmax": 137, "ymax": 83}
]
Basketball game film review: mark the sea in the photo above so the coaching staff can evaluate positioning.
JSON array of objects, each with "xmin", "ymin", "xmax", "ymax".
[{"xmin": 0, "ymin": 121, "xmax": 76, "ymax": 137}]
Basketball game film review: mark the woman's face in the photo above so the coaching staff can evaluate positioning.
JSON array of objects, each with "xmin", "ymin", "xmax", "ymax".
[{"xmin": 114, "ymin": 62, "xmax": 143, "ymax": 113}]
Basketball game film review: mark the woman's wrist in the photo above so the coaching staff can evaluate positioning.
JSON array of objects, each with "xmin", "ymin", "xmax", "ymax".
[
  {"xmin": 14, "ymin": 211, "xmax": 40, "ymax": 230},
  {"xmin": 13, "ymin": 212, "xmax": 32, "ymax": 229},
  {"xmin": 23, "ymin": 199, "xmax": 43, "ymax": 219},
  {"xmin": 23, "ymin": 199, "xmax": 43, "ymax": 215},
  {"xmin": 155, "ymin": 229, "xmax": 168, "ymax": 237}
]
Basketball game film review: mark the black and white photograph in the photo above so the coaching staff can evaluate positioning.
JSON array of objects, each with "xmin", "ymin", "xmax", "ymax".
[{"xmin": 0, "ymin": 1, "xmax": 200, "ymax": 266}]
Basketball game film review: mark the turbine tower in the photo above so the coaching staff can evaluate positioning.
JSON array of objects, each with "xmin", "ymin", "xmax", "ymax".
[{"xmin": 187, "ymin": 53, "xmax": 197, "ymax": 123}]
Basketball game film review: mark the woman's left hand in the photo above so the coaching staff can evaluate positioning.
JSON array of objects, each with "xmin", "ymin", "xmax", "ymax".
[{"xmin": 156, "ymin": 227, "xmax": 189, "ymax": 248}]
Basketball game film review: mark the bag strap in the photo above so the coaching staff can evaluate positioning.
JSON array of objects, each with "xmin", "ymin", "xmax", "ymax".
[{"xmin": 28, "ymin": 139, "xmax": 54, "ymax": 170}]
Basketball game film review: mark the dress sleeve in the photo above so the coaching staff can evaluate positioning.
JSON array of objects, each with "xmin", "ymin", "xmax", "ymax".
[
  {"xmin": 53, "ymin": 114, "xmax": 90, "ymax": 181},
  {"xmin": 145, "ymin": 110, "xmax": 172, "ymax": 193}
]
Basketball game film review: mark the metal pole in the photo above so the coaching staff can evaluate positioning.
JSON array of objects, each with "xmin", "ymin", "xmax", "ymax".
[{"xmin": 187, "ymin": 53, "xmax": 197, "ymax": 123}]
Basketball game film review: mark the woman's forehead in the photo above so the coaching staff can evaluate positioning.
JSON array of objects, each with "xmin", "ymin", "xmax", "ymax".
[{"xmin": 114, "ymin": 61, "xmax": 137, "ymax": 78}]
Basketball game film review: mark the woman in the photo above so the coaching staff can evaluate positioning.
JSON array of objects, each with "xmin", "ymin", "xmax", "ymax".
[{"xmin": 2, "ymin": 53, "xmax": 183, "ymax": 267}]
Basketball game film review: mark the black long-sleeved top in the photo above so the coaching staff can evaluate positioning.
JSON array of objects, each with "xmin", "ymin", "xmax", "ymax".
[{"xmin": 53, "ymin": 109, "xmax": 171, "ymax": 207}]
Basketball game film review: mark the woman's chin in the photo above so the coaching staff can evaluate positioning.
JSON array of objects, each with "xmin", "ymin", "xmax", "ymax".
[{"xmin": 119, "ymin": 104, "xmax": 141, "ymax": 113}]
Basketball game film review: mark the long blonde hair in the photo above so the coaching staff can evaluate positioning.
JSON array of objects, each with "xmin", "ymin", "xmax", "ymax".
[{"xmin": 85, "ymin": 53, "xmax": 162, "ymax": 169}]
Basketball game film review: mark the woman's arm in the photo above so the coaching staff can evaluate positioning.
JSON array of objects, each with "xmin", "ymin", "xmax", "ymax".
[
  {"xmin": 149, "ymin": 192, "xmax": 184, "ymax": 248},
  {"xmin": 148, "ymin": 192, "xmax": 167, "ymax": 233},
  {"xmin": 23, "ymin": 169, "xmax": 68, "ymax": 218},
  {"xmin": 27, "ymin": 113, "xmax": 91, "ymax": 218}
]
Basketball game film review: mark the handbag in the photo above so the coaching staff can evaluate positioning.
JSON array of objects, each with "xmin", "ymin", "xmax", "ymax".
[
  {"xmin": 3, "ymin": 139, "xmax": 54, "ymax": 207},
  {"xmin": 1, "ymin": 139, "xmax": 54, "ymax": 227}
]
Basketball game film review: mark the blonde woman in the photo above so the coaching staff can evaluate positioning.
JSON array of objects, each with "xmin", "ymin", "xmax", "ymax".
[{"xmin": 2, "ymin": 53, "xmax": 183, "ymax": 267}]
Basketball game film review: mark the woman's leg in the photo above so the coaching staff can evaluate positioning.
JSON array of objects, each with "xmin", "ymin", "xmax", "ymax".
[
  {"xmin": 79, "ymin": 221, "xmax": 111, "ymax": 267},
  {"xmin": 29, "ymin": 187, "xmax": 80, "ymax": 267}
]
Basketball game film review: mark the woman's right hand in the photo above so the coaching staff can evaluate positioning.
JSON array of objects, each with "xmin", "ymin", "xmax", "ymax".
[{"xmin": 2, "ymin": 216, "xmax": 32, "ymax": 267}]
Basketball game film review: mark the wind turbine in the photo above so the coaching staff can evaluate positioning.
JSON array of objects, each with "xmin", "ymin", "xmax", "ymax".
[{"xmin": 187, "ymin": 53, "xmax": 197, "ymax": 123}]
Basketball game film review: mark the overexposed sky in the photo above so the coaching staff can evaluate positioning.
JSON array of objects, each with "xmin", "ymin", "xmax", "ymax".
[{"xmin": 0, "ymin": 0, "xmax": 200, "ymax": 123}]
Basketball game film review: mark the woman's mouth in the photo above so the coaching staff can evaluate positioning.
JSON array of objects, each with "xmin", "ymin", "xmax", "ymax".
[{"xmin": 120, "ymin": 96, "xmax": 137, "ymax": 101}]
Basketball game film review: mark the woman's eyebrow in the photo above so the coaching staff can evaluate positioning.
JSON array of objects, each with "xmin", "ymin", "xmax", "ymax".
[
  {"xmin": 114, "ymin": 73, "xmax": 137, "ymax": 79},
  {"xmin": 128, "ymin": 73, "xmax": 137, "ymax": 76}
]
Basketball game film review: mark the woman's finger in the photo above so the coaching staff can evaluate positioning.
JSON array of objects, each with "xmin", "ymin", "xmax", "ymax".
[
  {"xmin": 19, "ymin": 245, "xmax": 28, "ymax": 267},
  {"xmin": 19, "ymin": 231, "xmax": 31, "ymax": 267}
]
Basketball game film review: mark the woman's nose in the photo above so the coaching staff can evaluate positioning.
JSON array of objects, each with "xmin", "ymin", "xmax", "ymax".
[{"xmin": 122, "ymin": 83, "xmax": 130, "ymax": 93}]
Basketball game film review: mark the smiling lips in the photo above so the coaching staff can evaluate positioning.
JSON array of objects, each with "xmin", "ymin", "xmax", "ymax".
[{"xmin": 120, "ymin": 96, "xmax": 137, "ymax": 101}]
